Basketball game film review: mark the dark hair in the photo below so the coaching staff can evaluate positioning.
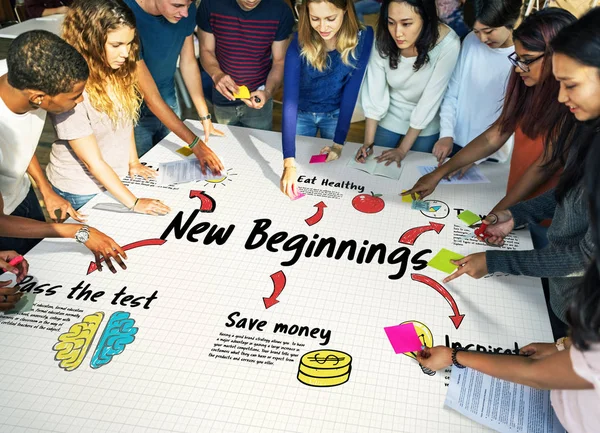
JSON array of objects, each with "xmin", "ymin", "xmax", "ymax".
[
  {"xmin": 6, "ymin": 30, "xmax": 89, "ymax": 96},
  {"xmin": 567, "ymin": 126, "xmax": 600, "ymax": 350},
  {"xmin": 472, "ymin": 0, "xmax": 523, "ymax": 29},
  {"xmin": 496, "ymin": 9, "xmax": 576, "ymax": 150},
  {"xmin": 376, "ymin": 0, "xmax": 439, "ymax": 71},
  {"xmin": 549, "ymin": 8, "xmax": 600, "ymax": 202}
]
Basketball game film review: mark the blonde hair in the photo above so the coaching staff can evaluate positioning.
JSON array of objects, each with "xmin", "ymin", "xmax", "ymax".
[
  {"xmin": 298, "ymin": 0, "xmax": 364, "ymax": 72},
  {"xmin": 62, "ymin": 0, "xmax": 142, "ymax": 125}
]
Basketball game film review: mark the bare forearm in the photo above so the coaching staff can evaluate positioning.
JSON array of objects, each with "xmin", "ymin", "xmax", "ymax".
[
  {"xmin": 0, "ymin": 215, "xmax": 79, "ymax": 239},
  {"xmin": 398, "ymin": 127, "xmax": 422, "ymax": 153},
  {"xmin": 179, "ymin": 50, "xmax": 210, "ymax": 117},
  {"xmin": 264, "ymin": 61, "xmax": 284, "ymax": 99},
  {"xmin": 87, "ymin": 162, "xmax": 136, "ymax": 209},
  {"xmin": 200, "ymin": 50, "xmax": 224, "ymax": 83},
  {"xmin": 364, "ymin": 118, "xmax": 378, "ymax": 146},
  {"xmin": 26, "ymin": 156, "xmax": 53, "ymax": 196}
]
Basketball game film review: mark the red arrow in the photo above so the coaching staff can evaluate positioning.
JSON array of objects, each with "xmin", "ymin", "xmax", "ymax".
[
  {"xmin": 87, "ymin": 239, "xmax": 167, "ymax": 274},
  {"xmin": 189, "ymin": 190, "xmax": 216, "ymax": 213},
  {"xmin": 399, "ymin": 222, "xmax": 444, "ymax": 245},
  {"xmin": 305, "ymin": 201, "xmax": 327, "ymax": 226},
  {"xmin": 411, "ymin": 273, "xmax": 465, "ymax": 329},
  {"xmin": 263, "ymin": 271, "xmax": 286, "ymax": 309}
]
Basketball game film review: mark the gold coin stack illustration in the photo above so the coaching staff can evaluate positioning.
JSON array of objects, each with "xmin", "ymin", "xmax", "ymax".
[{"xmin": 297, "ymin": 350, "xmax": 352, "ymax": 387}]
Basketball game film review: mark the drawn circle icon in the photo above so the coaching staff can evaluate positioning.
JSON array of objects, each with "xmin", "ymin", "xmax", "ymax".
[
  {"xmin": 419, "ymin": 200, "xmax": 449, "ymax": 219},
  {"xmin": 297, "ymin": 350, "xmax": 352, "ymax": 387}
]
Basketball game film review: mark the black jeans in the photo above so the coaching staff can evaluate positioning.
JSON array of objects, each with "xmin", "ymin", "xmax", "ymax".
[{"xmin": 0, "ymin": 186, "xmax": 45, "ymax": 255}]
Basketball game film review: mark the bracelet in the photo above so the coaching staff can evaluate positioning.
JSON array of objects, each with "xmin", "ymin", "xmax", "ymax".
[
  {"xmin": 452, "ymin": 348, "xmax": 466, "ymax": 369},
  {"xmin": 188, "ymin": 136, "xmax": 200, "ymax": 149},
  {"xmin": 198, "ymin": 114, "xmax": 211, "ymax": 121},
  {"xmin": 130, "ymin": 198, "xmax": 139, "ymax": 211}
]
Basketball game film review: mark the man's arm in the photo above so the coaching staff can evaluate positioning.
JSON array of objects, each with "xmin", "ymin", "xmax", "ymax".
[
  {"xmin": 245, "ymin": 38, "xmax": 290, "ymax": 110},
  {"xmin": 137, "ymin": 59, "xmax": 223, "ymax": 174},
  {"xmin": 26, "ymin": 155, "xmax": 85, "ymax": 222},
  {"xmin": 198, "ymin": 29, "xmax": 238, "ymax": 101}
]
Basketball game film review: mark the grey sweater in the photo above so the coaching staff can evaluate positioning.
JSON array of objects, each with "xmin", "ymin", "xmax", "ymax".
[{"xmin": 486, "ymin": 187, "xmax": 594, "ymax": 323}]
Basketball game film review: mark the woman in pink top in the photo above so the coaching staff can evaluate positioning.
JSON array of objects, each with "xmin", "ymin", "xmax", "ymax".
[{"xmin": 413, "ymin": 9, "xmax": 600, "ymax": 432}]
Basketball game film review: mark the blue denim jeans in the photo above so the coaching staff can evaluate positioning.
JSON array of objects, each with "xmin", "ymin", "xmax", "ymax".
[
  {"xmin": 135, "ymin": 90, "xmax": 181, "ymax": 157},
  {"xmin": 0, "ymin": 186, "xmax": 45, "ymax": 254},
  {"xmin": 296, "ymin": 109, "xmax": 339, "ymax": 140},
  {"xmin": 354, "ymin": 0, "xmax": 382, "ymax": 22},
  {"xmin": 374, "ymin": 125, "xmax": 439, "ymax": 152},
  {"xmin": 213, "ymin": 99, "xmax": 273, "ymax": 131},
  {"xmin": 52, "ymin": 185, "xmax": 97, "ymax": 210}
]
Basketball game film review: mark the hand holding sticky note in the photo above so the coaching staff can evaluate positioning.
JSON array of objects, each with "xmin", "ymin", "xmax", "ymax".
[
  {"xmin": 233, "ymin": 85, "xmax": 251, "ymax": 99},
  {"xmin": 310, "ymin": 154, "xmax": 327, "ymax": 164},
  {"xmin": 428, "ymin": 248, "xmax": 465, "ymax": 274},
  {"xmin": 384, "ymin": 322, "xmax": 424, "ymax": 354}
]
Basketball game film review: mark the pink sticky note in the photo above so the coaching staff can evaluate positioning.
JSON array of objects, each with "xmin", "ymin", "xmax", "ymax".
[
  {"xmin": 291, "ymin": 192, "xmax": 306, "ymax": 201},
  {"xmin": 384, "ymin": 323, "xmax": 424, "ymax": 354},
  {"xmin": 310, "ymin": 154, "xmax": 327, "ymax": 164}
]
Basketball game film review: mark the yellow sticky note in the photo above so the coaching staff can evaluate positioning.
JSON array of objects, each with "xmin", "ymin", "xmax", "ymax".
[
  {"xmin": 401, "ymin": 190, "xmax": 419, "ymax": 203},
  {"xmin": 234, "ymin": 85, "xmax": 251, "ymax": 99},
  {"xmin": 428, "ymin": 248, "xmax": 464, "ymax": 274},
  {"xmin": 176, "ymin": 147, "xmax": 193, "ymax": 156}
]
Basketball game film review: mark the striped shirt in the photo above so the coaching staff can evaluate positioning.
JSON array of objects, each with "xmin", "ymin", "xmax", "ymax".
[{"xmin": 197, "ymin": 0, "xmax": 294, "ymax": 106}]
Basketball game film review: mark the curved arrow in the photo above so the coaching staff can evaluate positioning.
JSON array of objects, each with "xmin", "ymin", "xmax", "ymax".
[
  {"xmin": 189, "ymin": 190, "xmax": 216, "ymax": 213},
  {"xmin": 87, "ymin": 239, "xmax": 167, "ymax": 274},
  {"xmin": 399, "ymin": 222, "xmax": 444, "ymax": 245},
  {"xmin": 304, "ymin": 201, "xmax": 327, "ymax": 226},
  {"xmin": 263, "ymin": 271, "xmax": 286, "ymax": 309},
  {"xmin": 411, "ymin": 273, "xmax": 465, "ymax": 329}
]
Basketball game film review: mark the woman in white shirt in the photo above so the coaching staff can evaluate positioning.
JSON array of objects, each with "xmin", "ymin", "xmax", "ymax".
[
  {"xmin": 357, "ymin": 0, "xmax": 459, "ymax": 167},
  {"xmin": 433, "ymin": 0, "xmax": 522, "ymax": 166}
]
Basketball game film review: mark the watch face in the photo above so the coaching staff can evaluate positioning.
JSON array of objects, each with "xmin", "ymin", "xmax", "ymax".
[{"xmin": 76, "ymin": 229, "xmax": 90, "ymax": 243}]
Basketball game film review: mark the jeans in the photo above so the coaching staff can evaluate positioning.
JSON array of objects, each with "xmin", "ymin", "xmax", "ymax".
[
  {"xmin": 374, "ymin": 125, "xmax": 439, "ymax": 152},
  {"xmin": 135, "ymin": 90, "xmax": 181, "ymax": 157},
  {"xmin": 0, "ymin": 186, "xmax": 45, "ymax": 254},
  {"xmin": 296, "ymin": 109, "xmax": 339, "ymax": 139},
  {"xmin": 213, "ymin": 99, "xmax": 273, "ymax": 131},
  {"xmin": 354, "ymin": 0, "xmax": 382, "ymax": 22},
  {"xmin": 52, "ymin": 185, "xmax": 97, "ymax": 210}
]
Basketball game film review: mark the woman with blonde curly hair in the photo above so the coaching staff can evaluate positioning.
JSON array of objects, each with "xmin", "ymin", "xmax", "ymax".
[
  {"xmin": 46, "ymin": 0, "xmax": 170, "ymax": 215},
  {"xmin": 280, "ymin": 0, "xmax": 373, "ymax": 198}
]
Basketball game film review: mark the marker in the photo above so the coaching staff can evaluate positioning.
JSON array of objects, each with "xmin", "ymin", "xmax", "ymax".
[{"xmin": 2, "ymin": 255, "xmax": 23, "ymax": 272}]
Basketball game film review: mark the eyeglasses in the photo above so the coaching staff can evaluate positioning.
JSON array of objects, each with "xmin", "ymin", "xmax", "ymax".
[{"xmin": 508, "ymin": 52, "xmax": 545, "ymax": 73}]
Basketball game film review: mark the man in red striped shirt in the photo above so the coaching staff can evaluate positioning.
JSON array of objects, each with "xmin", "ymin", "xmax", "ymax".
[{"xmin": 197, "ymin": 0, "xmax": 294, "ymax": 130}]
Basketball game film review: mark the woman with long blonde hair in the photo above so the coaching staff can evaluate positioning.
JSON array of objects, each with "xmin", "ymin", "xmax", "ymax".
[
  {"xmin": 280, "ymin": 0, "xmax": 373, "ymax": 199},
  {"xmin": 46, "ymin": 0, "xmax": 170, "ymax": 215}
]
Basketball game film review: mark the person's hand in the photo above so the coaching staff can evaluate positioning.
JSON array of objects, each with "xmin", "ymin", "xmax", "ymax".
[
  {"xmin": 443, "ymin": 252, "xmax": 488, "ymax": 283},
  {"xmin": 129, "ymin": 162, "xmax": 158, "ymax": 180},
  {"xmin": 213, "ymin": 72, "xmax": 239, "ymax": 101},
  {"xmin": 402, "ymin": 171, "xmax": 443, "ymax": 200},
  {"xmin": 375, "ymin": 148, "xmax": 406, "ymax": 167},
  {"xmin": 355, "ymin": 143, "xmax": 374, "ymax": 162},
  {"xmin": 320, "ymin": 143, "xmax": 343, "ymax": 162},
  {"xmin": 84, "ymin": 227, "xmax": 128, "ymax": 273},
  {"xmin": 446, "ymin": 163, "xmax": 474, "ymax": 180},
  {"xmin": 0, "ymin": 251, "xmax": 28, "ymax": 283},
  {"xmin": 520, "ymin": 342, "xmax": 559, "ymax": 359},
  {"xmin": 242, "ymin": 90, "xmax": 270, "ymax": 110},
  {"xmin": 133, "ymin": 198, "xmax": 171, "ymax": 216},
  {"xmin": 0, "ymin": 281, "xmax": 23, "ymax": 312},
  {"xmin": 192, "ymin": 140, "xmax": 224, "ymax": 176},
  {"xmin": 201, "ymin": 118, "xmax": 225, "ymax": 144},
  {"xmin": 433, "ymin": 137, "xmax": 454, "ymax": 166},
  {"xmin": 480, "ymin": 210, "xmax": 514, "ymax": 246},
  {"xmin": 280, "ymin": 165, "xmax": 299, "ymax": 199},
  {"xmin": 416, "ymin": 346, "xmax": 453, "ymax": 371},
  {"xmin": 43, "ymin": 189, "xmax": 86, "ymax": 223}
]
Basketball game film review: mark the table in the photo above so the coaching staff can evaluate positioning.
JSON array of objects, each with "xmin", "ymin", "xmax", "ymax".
[
  {"xmin": 0, "ymin": 124, "xmax": 553, "ymax": 432},
  {"xmin": 0, "ymin": 14, "xmax": 63, "ymax": 39}
]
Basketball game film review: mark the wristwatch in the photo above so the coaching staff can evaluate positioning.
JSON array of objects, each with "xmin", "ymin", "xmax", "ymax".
[
  {"xmin": 74, "ymin": 225, "xmax": 90, "ymax": 244},
  {"xmin": 198, "ymin": 114, "xmax": 211, "ymax": 121},
  {"xmin": 555, "ymin": 337, "xmax": 567, "ymax": 351}
]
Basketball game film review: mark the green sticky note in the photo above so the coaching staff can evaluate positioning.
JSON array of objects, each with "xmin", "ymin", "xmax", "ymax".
[
  {"xmin": 5, "ymin": 293, "xmax": 37, "ymax": 315},
  {"xmin": 458, "ymin": 210, "xmax": 481, "ymax": 226},
  {"xmin": 428, "ymin": 249, "xmax": 465, "ymax": 274}
]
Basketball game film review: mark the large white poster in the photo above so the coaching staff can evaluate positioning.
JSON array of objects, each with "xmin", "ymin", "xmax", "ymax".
[{"xmin": 0, "ymin": 123, "xmax": 552, "ymax": 433}]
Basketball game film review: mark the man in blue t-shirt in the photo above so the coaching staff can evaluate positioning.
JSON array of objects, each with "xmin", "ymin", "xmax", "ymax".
[
  {"xmin": 124, "ymin": 0, "xmax": 223, "ymax": 174},
  {"xmin": 197, "ymin": 0, "xmax": 294, "ymax": 130}
]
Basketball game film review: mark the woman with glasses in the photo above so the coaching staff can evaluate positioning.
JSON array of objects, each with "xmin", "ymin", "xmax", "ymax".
[
  {"xmin": 356, "ymin": 0, "xmax": 460, "ymax": 167},
  {"xmin": 416, "ymin": 13, "xmax": 600, "ymax": 428},
  {"xmin": 405, "ymin": 9, "xmax": 576, "ymax": 227},
  {"xmin": 432, "ymin": 0, "xmax": 522, "ymax": 167}
]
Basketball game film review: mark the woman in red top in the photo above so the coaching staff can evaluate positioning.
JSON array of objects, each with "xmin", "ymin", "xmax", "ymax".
[{"xmin": 405, "ymin": 9, "xmax": 577, "ymax": 226}]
